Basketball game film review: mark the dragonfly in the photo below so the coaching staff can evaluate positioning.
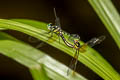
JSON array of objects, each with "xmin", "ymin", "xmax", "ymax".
[
  {"xmin": 47, "ymin": 9, "xmax": 81, "ymax": 75},
  {"xmin": 67, "ymin": 35, "xmax": 106, "ymax": 75},
  {"xmin": 47, "ymin": 8, "xmax": 106, "ymax": 75},
  {"xmin": 47, "ymin": 8, "xmax": 106, "ymax": 76}
]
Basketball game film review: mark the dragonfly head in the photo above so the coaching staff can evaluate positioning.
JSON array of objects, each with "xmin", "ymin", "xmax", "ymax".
[{"xmin": 47, "ymin": 23, "xmax": 53, "ymax": 30}]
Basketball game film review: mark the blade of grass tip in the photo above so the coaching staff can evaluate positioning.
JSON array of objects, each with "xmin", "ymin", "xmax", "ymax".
[
  {"xmin": 30, "ymin": 64, "xmax": 50, "ymax": 80},
  {"xmin": 88, "ymin": 0, "xmax": 120, "ymax": 49},
  {"xmin": 9, "ymin": 19, "xmax": 120, "ymax": 79},
  {"xmin": 0, "ymin": 32, "xmax": 87, "ymax": 80}
]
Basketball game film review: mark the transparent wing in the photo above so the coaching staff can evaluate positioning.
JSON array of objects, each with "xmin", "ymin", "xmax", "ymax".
[
  {"xmin": 67, "ymin": 50, "xmax": 79, "ymax": 75},
  {"xmin": 86, "ymin": 35, "xmax": 106, "ymax": 47},
  {"xmin": 79, "ymin": 35, "xmax": 106, "ymax": 52},
  {"xmin": 68, "ymin": 34, "xmax": 80, "ymax": 43},
  {"xmin": 54, "ymin": 8, "xmax": 61, "ymax": 29}
]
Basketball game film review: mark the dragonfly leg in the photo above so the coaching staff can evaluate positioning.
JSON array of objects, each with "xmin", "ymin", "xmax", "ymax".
[
  {"xmin": 48, "ymin": 31, "xmax": 53, "ymax": 39},
  {"xmin": 28, "ymin": 36, "xmax": 40, "ymax": 43},
  {"xmin": 36, "ymin": 42, "xmax": 45, "ymax": 49},
  {"xmin": 67, "ymin": 57, "xmax": 74, "ymax": 76},
  {"xmin": 67, "ymin": 50, "xmax": 79, "ymax": 75},
  {"xmin": 73, "ymin": 50, "xmax": 79, "ymax": 73}
]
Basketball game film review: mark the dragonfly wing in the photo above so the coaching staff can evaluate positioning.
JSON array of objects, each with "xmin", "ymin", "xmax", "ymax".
[
  {"xmin": 86, "ymin": 37, "xmax": 98, "ymax": 47},
  {"xmin": 54, "ymin": 8, "xmax": 61, "ymax": 28},
  {"xmin": 79, "ymin": 35, "xmax": 106, "ymax": 52},
  {"xmin": 97, "ymin": 35, "xmax": 106, "ymax": 44},
  {"xmin": 67, "ymin": 50, "xmax": 79, "ymax": 75},
  {"xmin": 68, "ymin": 34, "xmax": 80, "ymax": 43},
  {"xmin": 86, "ymin": 35, "xmax": 106, "ymax": 47}
]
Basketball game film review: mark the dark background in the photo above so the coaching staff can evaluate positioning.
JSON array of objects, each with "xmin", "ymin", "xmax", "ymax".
[{"xmin": 0, "ymin": 0, "xmax": 120, "ymax": 80}]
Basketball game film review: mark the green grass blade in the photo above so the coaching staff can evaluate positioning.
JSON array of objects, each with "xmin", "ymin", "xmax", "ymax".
[
  {"xmin": 0, "ymin": 32, "xmax": 87, "ymax": 80},
  {"xmin": 88, "ymin": 0, "xmax": 120, "ymax": 49},
  {"xmin": 0, "ymin": 19, "xmax": 119, "ymax": 79}
]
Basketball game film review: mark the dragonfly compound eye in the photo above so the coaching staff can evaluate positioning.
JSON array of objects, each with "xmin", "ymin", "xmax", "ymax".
[{"xmin": 47, "ymin": 23, "xmax": 53, "ymax": 30}]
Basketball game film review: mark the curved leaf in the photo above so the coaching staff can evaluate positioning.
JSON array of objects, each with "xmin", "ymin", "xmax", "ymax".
[{"xmin": 0, "ymin": 19, "xmax": 119, "ymax": 79}]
